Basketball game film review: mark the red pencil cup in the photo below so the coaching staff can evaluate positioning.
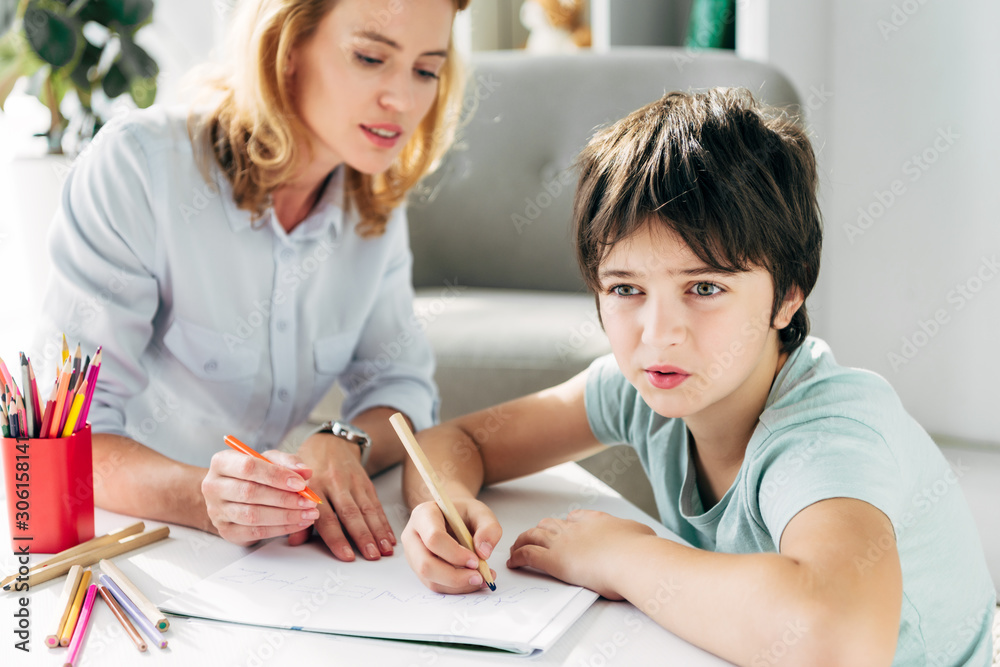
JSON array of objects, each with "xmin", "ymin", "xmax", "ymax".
[{"xmin": 2, "ymin": 424, "xmax": 95, "ymax": 554}]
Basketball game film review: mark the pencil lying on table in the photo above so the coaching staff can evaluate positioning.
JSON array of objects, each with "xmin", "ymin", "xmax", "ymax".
[
  {"xmin": 388, "ymin": 412, "xmax": 496, "ymax": 591},
  {"xmin": 100, "ymin": 559, "xmax": 169, "ymax": 632},
  {"xmin": 46, "ymin": 565, "xmax": 83, "ymax": 648},
  {"xmin": 1, "ymin": 527, "xmax": 170, "ymax": 591},
  {"xmin": 0, "ymin": 522, "xmax": 145, "ymax": 589}
]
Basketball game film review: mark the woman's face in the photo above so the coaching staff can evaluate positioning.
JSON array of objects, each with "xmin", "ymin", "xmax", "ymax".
[{"xmin": 287, "ymin": 0, "xmax": 455, "ymax": 175}]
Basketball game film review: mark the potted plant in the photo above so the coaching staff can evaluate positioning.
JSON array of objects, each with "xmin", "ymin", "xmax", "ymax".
[{"xmin": 0, "ymin": 0, "xmax": 158, "ymax": 154}]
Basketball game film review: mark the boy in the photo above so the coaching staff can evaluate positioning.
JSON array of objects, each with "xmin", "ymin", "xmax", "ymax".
[{"xmin": 400, "ymin": 88, "xmax": 994, "ymax": 665}]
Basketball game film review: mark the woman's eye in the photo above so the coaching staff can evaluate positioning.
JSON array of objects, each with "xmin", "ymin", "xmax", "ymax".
[
  {"xmin": 611, "ymin": 285, "xmax": 639, "ymax": 297},
  {"xmin": 355, "ymin": 52, "xmax": 383, "ymax": 66},
  {"xmin": 415, "ymin": 68, "xmax": 440, "ymax": 80},
  {"xmin": 693, "ymin": 282, "xmax": 722, "ymax": 297}
]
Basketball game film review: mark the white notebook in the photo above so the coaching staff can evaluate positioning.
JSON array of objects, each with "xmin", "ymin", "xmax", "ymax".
[{"xmin": 161, "ymin": 463, "xmax": 668, "ymax": 655}]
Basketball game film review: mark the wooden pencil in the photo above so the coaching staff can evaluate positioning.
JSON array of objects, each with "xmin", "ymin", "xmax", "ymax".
[
  {"xmin": 99, "ymin": 559, "xmax": 169, "ymax": 632},
  {"xmin": 64, "ymin": 583, "xmax": 98, "ymax": 665},
  {"xmin": 1, "ymin": 527, "xmax": 170, "ymax": 591},
  {"xmin": 59, "ymin": 569, "xmax": 92, "ymax": 647},
  {"xmin": 0, "ymin": 522, "xmax": 145, "ymax": 588},
  {"xmin": 46, "ymin": 565, "xmax": 83, "ymax": 648},
  {"xmin": 48, "ymin": 358, "xmax": 72, "ymax": 438},
  {"xmin": 98, "ymin": 584, "xmax": 146, "ymax": 652},
  {"xmin": 100, "ymin": 574, "xmax": 167, "ymax": 649},
  {"xmin": 388, "ymin": 412, "xmax": 496, "ymax": 591}
]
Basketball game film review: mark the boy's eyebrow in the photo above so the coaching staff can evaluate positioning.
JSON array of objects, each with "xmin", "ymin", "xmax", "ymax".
[
  {"xmin": 353, "ymin": 30, "xmax": 448, "ymax": 57},
  {"xmin": 598, "ymin": 266, "xmax": 734, "ymax": 281}
]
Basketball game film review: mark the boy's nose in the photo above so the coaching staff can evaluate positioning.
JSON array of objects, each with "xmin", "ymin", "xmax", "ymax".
[{"xmin": 641, "ymin": 300, "xmax": 686, "ymax": 348}]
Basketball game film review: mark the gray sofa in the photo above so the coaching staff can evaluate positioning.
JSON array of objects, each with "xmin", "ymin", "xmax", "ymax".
[{"xmin": 312, "ymin": 48, "xmax": 800, "ymax": 516}]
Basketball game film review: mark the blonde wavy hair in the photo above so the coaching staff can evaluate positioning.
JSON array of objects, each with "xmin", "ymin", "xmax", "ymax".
[{"xmin": 189, "ymin": 0, "xmax": 470, "ymax": 237}]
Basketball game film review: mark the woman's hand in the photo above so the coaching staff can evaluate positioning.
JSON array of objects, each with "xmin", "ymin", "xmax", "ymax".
[
  {"xmin": 402, "ymin": 497, "xmax": 502, "ymax": 594},
  {"xmin": 289, "ymin": 433, "xmax": 396, "ymax": 561},
  {"xmin": 202, "ymin": 448, "xmax": 320, "ymax": 547},
  {"xmin": 507, "ymin": 510, "xmax": 656, "ymax": 599}
]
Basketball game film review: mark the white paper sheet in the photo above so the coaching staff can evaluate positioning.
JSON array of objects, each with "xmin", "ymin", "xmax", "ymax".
[{"xmin": 161, "ymin": 464, "xmax": 623, "ymax": 655}]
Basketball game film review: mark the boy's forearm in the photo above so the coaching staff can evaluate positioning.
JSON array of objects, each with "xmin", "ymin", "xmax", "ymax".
[
  {"xmin": 611, "ymin": 536, "xmax": 890, "ymax": 667},
  {"xmin": 91, "ymin": 433, "xmax": 215, "ymax": 534},
  {"xmin": 402, "ymin": 423, "xmax": 485, "ymax": 509}
]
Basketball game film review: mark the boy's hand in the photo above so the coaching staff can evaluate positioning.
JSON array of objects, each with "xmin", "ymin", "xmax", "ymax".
[
  {"xmin": 507, "ymin": 510, "xmax": 656, "ymax": 599},
  {"xmin": 403, "ymin": 498, "xmax": 501, "ymax": 594}
]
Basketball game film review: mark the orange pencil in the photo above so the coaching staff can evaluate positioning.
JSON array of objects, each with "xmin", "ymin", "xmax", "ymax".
[
  {"xmin": 59, "ymin": 569, "xmax": 92, "ymax": 647},
  {"xmin": 49, "ymin": 358, "xmax": 73, "ymax": 438},
  {"xmin": 223, "ymin": 435, "xmax": 323, "ymax": 504}
]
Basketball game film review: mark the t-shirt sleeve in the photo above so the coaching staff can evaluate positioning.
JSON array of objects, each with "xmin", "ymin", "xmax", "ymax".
[
  {"xmin": 584, "ymin": 353, "xmax": 634, "ymax": 445},
  {"xmin": 752, "ymin": 417, "xmax": 903, "ymax": 550}
]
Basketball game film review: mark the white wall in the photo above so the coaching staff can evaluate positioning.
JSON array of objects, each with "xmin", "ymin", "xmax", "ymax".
[{"xmin": 765, "ymin": 0, "xmax": 1000, "ymax": 447}]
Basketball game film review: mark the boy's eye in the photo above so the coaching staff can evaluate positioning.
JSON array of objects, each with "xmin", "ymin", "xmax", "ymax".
[
  {"xmin": 611, "ymin": 285, "xmax": 640, "ymax": 297},
  {"xmin": 693, "ymin": 282, "xmax": 722, "ymax": 297}
]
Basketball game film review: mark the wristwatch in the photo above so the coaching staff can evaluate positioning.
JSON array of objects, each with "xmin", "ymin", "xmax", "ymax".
[{"xmin": 316, "ymin": 420, "xmax": 371, "ymax": 467}]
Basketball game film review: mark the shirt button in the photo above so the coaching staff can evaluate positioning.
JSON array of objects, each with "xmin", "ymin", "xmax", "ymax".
[
  {"xmin": 278, "ymin": 389, "xmax": 289, "ymax": 401},
  {"xmin": 276, "ymin": 320, "xmax": 288, "ymax": 332},
  {"xmin": 280, "ymin": 249, "xmax": 294, "ymax": 262},
  {"xmin": 204, "ymin": 360, "xmax": 218, "ymax": 373}
]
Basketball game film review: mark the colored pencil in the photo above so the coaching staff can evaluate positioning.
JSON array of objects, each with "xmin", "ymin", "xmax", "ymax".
[
  {"xmin": 75, "ymin": 348, "xmax": 101, "ymax": 429},
  {"xmin": 64, "ymin": 583, "xmax": 98, "ymax": 666},
  {"xmin": 388, "ymin": 412, "xmax": 496, "ymax": 591},
  {"xmin": 27, "ymin": 357, "xmax": 41, "ymax": 434},
  {"xmin": 224, "ymin": 434, "xmax": 323, "ymax": 504},
  {"xmin": 19, "ymin": 353, "xmax": 34, "ymax": 437},
  {"xmin": 1, "ymin": 526, "xmax": 170, "ymax": 590},
  {"xmin": 62, "ymin": 381, "xmax": 86, "ymax": 437},
  {"xmin": 49, "ymin": 358, "xmax": 73, "ymax": 438},
  {"xmin": 59, "ymin": 569, "xmax": 92, "ymax": 647},
  {"xmin": 46, "ymin": 565, "xmax": 83, "ymax": 648},
  {"xmin": 99, "ymin": 559, "xmax": 169, "ymax": 632},
  {"xmin": 61, "ymin": 333, "xmax": 69, "ymax": 365},
  {"xmin": 1, "ymin": 522, "xmax": 146, "ymax": 588},
  {"xmin": 98, "ymin": 584, "xmax": 146, "ymax": 652},
  {"xmin": 99, "ymin": 574, "xmax": 167, "ymax": 649}
]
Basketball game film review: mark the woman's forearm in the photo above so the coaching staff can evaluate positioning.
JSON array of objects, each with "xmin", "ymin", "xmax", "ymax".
[{"xmin": 91, "ymin": 433, "xmax": 215, "ymax": 533}]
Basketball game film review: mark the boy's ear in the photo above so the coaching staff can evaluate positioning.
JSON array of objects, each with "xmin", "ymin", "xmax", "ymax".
[{"xmin": 774, "ymin": 285, "xmax": 805, "ymax": 330}]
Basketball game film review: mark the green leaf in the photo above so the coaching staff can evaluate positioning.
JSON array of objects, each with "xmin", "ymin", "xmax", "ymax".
[
  {"xmin": 22, "ymin": 6, "xmax": 78, "ymax": 67},
  {"xmin": 101, "ymin": 57, "xmax": 126, "ymax": 97},
  {"xmin": 79, "ymin": 1, "xmax": 115, "ymax": 26},
  {"xmin": 118, "ymin": 33, "xmax": 155, "ymax": 78},
  {"xmin": 68, "ymin": 37, "xmax": 99, "ymax": 91},
  {"xmin": 104, "ymin": 0, "xmax": 153, "ymax": 28},
  {"xmin": 128, "ymin": 73, "xmax": 153, "ymax": 107}
]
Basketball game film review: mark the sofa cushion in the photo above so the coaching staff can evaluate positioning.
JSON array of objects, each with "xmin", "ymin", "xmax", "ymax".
[{"xmin": 413, "ymin": 286, "xmax": 610, "ymax": 419}]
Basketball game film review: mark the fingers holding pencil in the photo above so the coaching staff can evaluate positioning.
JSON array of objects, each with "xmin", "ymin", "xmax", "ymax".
[{"xmin": 202, "ymin": 447, "xmax": 320, "ymax": 547}]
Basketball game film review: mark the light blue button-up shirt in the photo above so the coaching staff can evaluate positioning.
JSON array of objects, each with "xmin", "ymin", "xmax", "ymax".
[{"xmin": 38, "ymin": 107, "xmax": 438, "ymax": 467}]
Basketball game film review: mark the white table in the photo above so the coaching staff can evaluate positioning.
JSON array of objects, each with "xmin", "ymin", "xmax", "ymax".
[{"xmin": 1, "ymin": 462, "xmax": 728, "ymax": 666}]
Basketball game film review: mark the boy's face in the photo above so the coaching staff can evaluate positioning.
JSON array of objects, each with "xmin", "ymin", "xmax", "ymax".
[{"xmin": 596, "ymin": 223, "xmax": 800, "ymax": 421}]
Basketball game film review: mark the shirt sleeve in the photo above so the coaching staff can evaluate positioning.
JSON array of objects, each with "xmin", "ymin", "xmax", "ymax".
[
  {"xmin": 752, "ymin": 417, "xmax": 903, "ymax": 549},
  {"xmin": 584, "ymin": 353, "xmax": 634, "ymax": 445},
  {"xmin": 337, "ymin": 208, "xmax": 439, "ymax": 431},
  {"xmin": 36, "ymin": 118, "xmax": 160, "ymax": 438}
]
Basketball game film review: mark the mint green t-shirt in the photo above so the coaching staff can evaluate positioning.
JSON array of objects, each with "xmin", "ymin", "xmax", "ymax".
[{"xmin": 585, "ymin": 337, "xmax": 994, "ymax": 665}]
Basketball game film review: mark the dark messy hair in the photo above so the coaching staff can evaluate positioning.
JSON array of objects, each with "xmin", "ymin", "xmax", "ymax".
[{"xmin": 573, "ymin": 87, "xmax": 822, "ymax": 354}]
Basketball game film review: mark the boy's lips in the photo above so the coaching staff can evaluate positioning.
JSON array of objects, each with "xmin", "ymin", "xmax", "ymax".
[{"xmin": 644, "ymin": 365, "xmax": 690, "ymax": 390}]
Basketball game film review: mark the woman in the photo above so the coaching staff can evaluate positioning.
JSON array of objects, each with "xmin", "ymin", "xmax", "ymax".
[{"xmin": 38, "ymin": 0, "xmax": 469, "ymax": 562}]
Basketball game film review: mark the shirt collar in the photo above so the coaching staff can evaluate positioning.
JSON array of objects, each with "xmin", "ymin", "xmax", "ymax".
[{"xmin": 216, "ymin": 165, "xmax": 346, "ymax": 241}]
